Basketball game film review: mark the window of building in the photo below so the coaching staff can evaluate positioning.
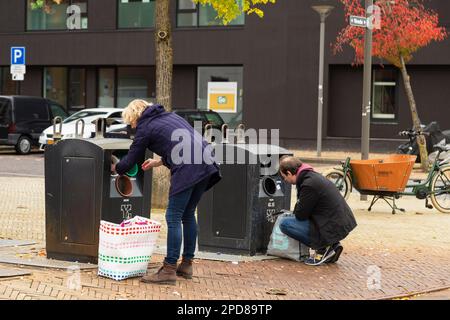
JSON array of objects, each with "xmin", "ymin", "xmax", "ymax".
[
  {"xmin": 98, "ymin": 68, "xmax": 116, "ymax": 108},
  {"xmin": 372, "ymin": 69, "xmax": 397, "ymax": 121},
  {"xmin": 177, "ymin": 0, "xmax": 245, "ymax": 27},
  {"xmin": 177, "ymin": 0, "xmax": 197, "ymax": 27},
  {"xmin": 0, "ymin": 67, "xmax": 18, "ymax": 95},
  {"xmin": 68, "ymin": 68, "xmax": 87, "ymax": 111},
  {"xmin": 44, "ymin": 67, "xmax": 87, "ymax": 112},
  {"xmin": 117, "ymin": 67, "xmax": 156, "ymax": 108},
  {"xmin": 197, "ymin": 66, "xmax": 243, "ymax": 128},
  {"xmin": 118, "ymin": 0, "xmax": 155, "ymax": 29},
  {"xmin": 27, "ymin": 0, "xmax": 88, "ymax": 31},
  {"xmin": 44, "ymin": 67, "xmax": 68, "ymax": 109}
]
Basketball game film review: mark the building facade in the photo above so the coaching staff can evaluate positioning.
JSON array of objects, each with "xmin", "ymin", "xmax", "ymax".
[{"xmin": 0, "ymin": 0, "xmax": 450, "ymax": 146}]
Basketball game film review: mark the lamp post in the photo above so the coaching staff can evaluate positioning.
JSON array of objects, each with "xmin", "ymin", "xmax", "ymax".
[{"xmin": 312, "ymin": 4, "xmax": 334, "ymax": 157}]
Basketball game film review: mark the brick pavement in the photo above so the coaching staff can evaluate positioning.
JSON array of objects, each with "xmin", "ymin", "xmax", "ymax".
[
  {"xmin": 0, "ymin": 177, "xmax": 45, "ymax": 241},
  {"xmin": 1, "ymin": 172, "xmax": 450, "ymax": 300},
  {"xmin": 0, "ymin": 241, "xmax": 448, "ymax": 300}
]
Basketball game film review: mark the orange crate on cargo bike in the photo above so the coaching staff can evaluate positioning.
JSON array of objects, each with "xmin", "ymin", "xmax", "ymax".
[
  {"xmin": 325, "ymin": 143, "xmax": 450, "ymax": 214},
  {"xmin": 348, "ymin": 154, "xmax": 417, "ymax": 214},
  {"xmin": 349, "ymin": 154, "xmax": 417, "ymax": 193}
]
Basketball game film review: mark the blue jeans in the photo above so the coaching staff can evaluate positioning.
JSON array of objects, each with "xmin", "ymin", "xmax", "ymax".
[
  {"xmin": 164, "ymin": 176, "xmax": 210, "ymax": 265},
  {"xmin": 279, "ymin": 217, "xmax": 311, "ymax": 247}
]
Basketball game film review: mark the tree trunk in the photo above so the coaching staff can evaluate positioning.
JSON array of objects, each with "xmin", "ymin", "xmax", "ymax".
[
  {"xmin": 399, "ymin": 55, "xmax": 429, "ymax": 171},
  {"xmin": 155, "ymin": 0, "xmax": 173, "ymax": 111}
]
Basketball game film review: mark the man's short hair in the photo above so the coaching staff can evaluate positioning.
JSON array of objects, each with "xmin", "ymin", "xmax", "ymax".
[{"xmin": 279, "ymin": 155, "xmax": 303, "ymax": 175}]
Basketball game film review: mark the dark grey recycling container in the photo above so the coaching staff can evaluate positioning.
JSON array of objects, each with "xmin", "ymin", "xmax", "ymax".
[
  {"xmin": 45, "ymin": 134, "xmax": 152, "ymax": 264},
  {"xmin": 198, "ymin": 143, "xmax": 292, "ymax": 256}
]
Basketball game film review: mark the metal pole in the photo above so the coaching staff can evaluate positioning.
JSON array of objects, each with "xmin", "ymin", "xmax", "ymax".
[
  {"xmin": 361, "ymin": 0, "xmax": 373, "ymax": 200},
  {"xmin": 317, "ymin": 15, "xmax": 326, "ymax": 157}
]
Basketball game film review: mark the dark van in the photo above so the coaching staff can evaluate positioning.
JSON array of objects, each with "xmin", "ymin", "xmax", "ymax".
[{"xmin": 0, "ymin": 96, "xmax": 68, "ymax": 154}]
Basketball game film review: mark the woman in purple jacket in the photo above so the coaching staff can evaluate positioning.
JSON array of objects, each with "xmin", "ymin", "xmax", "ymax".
[{"xmin": 112, "ymin": 99, "xmax": 221, "ymax": 285}]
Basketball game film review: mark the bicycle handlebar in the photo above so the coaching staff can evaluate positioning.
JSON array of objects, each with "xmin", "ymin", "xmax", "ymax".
[{"xmin": 398, "ymin": 130, "xmax": 430, "ymax": 137}]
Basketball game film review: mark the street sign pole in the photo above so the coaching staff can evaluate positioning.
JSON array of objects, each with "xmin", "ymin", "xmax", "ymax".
[{"xmin": 361, "ymin": 0, "xmax": 373, "ymax": 200}]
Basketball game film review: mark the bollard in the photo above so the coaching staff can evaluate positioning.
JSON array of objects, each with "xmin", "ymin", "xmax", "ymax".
[
  {"xmin": 94, "ymin": 118, "xmax": 106, "ymax": 139},
  {"xmin": 237, "ymin": 123, "xmax": 246, "ymax": 144},
  {"xmin": 221, "ymin": 124, "xmax": 229, "ymax": 144},
  {"xmin": 75, "ymin": 119, "xmax": 85, "ymax": 139},
  {"xmin": 204, "ymin": 124, "xmax": 213, "ymax": 144},
  {"xmin": 52, "ymin": 116, "xmax": 63, "ymax": 143}
]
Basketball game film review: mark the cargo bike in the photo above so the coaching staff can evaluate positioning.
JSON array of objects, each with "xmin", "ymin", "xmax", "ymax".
[{"xmin": 323, "ymin": 138, "xmax": 450, "ymax": 214}]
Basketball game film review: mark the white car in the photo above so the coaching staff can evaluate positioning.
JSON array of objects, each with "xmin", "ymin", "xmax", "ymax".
[{"xmin": 39, "ymin": 108, "xmax": 126, "ymax": 148}]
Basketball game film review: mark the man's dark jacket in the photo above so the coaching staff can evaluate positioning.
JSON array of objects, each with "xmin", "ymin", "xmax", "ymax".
[{"xmin": 293, "ymin": 170, "xmax": 357, "ymax": 249}]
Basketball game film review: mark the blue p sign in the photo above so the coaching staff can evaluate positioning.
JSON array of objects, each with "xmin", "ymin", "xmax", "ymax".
[{"xmin": 11, "ymin": 47, "xmax": 25, "ymax": 65}]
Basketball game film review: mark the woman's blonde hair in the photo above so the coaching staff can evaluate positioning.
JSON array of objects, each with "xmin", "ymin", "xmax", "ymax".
[{"xmin": 122, "ymin": 99, "xmax": 152, "ymax": 125}]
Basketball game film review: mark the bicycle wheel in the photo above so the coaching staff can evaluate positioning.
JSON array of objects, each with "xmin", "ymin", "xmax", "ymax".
[
  {"xmin": 322, "ymin": 169, "xmax": 352, "ymax": 200},
  {"xmin": 430, "ymin": 166, "xmax": 450, "ymax": 213}
]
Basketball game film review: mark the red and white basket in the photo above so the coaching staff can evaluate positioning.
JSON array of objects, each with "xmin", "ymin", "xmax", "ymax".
[{"xmin": 98, "ymin": 216, "xmax": 161, "ymax": 281}]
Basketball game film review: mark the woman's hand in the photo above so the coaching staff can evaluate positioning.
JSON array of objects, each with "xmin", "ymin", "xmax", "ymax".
[{"xmin": 141, "ymin": 158, "xmax": 163, "ymax": 171}]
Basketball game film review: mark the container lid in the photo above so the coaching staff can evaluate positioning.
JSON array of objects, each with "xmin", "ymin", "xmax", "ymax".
[{"xmin": 87, "ymin": 138, "xmax": 132, "ymax": 150}]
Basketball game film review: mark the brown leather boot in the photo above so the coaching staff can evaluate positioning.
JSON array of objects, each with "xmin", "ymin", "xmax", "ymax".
[
  {"xmin": 176, "ymin": 258, "xmax": 193, "ymax": 279},
  {"xmin": 141, "ymin": 261, "xmax": 177, "ymax": 285}
]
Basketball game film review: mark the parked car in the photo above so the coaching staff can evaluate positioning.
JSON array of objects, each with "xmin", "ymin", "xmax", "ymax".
[
  {"xmin": 0, "ymin": 96, "xmax": 68, "ymax": 154},
  {"xmin": 173, "ymin": 109, "xmax": 225, "ymax": 133},
  {"xmin": 39, "ymin": 108, "xmax": 126, "ymax": 149},
  {"xmin": 106, "ymin": 109, "xmax": 226, "ymax": 141}
]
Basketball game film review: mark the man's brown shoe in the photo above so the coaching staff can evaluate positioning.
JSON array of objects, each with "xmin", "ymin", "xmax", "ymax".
[
  {"xmin": 176, "ymin": 258, "xmax": 193, "ymax": 279},
  {"xmin": 141, "ymin": 261, "xmax": 177, "ymax": 285}
]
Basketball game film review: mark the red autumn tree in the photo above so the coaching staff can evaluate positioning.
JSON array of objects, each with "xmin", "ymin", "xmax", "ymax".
[{"xmin": 334, "ymin": 0, "xmax": 447, "ymax": 170}]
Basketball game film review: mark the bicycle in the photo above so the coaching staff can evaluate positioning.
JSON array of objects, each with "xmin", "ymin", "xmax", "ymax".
[{"xmin": 323, "ymin": 131, "xmax": 450, "ymax": 214}]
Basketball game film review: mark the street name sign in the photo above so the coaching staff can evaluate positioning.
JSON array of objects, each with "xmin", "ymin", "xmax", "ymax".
[{"xmin": 350, "ymin": 16, "xmax": 368, "ymax": 28}]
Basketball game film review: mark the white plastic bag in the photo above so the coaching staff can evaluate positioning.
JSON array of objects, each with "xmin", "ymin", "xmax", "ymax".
[
  {"xmin": 98, "ymin": 215, "xmax": 161, "ymax": 281},
  {"xmin": 267, "ymin": 211, "xmax": 310, "ymax": 262}
]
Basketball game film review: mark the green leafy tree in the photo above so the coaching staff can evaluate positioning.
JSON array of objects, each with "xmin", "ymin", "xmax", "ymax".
[{"xmin": 196, "ymin": 0, "xmax": 276, "ymax": 25}]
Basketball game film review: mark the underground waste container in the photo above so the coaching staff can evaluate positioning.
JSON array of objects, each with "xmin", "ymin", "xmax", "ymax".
[
  {"xmin": 45, "ymin": 121, "xmax": 152, "ymax": 263},
  {"xmin": 197, "ymin": 143, "xmax": 292, "ymax": 256}
]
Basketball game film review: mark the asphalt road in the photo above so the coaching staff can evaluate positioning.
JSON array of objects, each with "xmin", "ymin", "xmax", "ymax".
[
  {"xmin": 0, "ymin": 144, "xmax": 334, "ymax": 179},
  {"xmin": 0, "ymin": 146, "xmax": 44, "ymax": 177}
]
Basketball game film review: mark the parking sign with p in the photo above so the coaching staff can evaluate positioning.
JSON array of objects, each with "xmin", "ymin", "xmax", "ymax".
[
  {"xmin": 11, "ymin": 47, "xmax": 26, "ymax": 65},
  {"xmin": 11, "ymin": 47, "xmax": 26, "ymax": 81}
]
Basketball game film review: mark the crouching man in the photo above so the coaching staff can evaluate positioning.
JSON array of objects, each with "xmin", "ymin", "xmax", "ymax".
[{"xmin": 278, "ymin": 156, "xmax": 357, "ymax": 266}]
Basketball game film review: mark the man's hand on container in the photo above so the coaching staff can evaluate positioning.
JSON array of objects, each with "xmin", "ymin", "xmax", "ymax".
[
  {"xmin": 141, "ymin": 158, "xmax": 163, "ymax": 171},
  {"xmin": 111, "ymin": 163, "xmax": 116, "ymax": 174}
]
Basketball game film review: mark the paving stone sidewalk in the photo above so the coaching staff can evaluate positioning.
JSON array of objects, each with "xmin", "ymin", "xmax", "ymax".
[{"xmin": 0, "ymin": 173, "xmax": 449, "ymax": 300}]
